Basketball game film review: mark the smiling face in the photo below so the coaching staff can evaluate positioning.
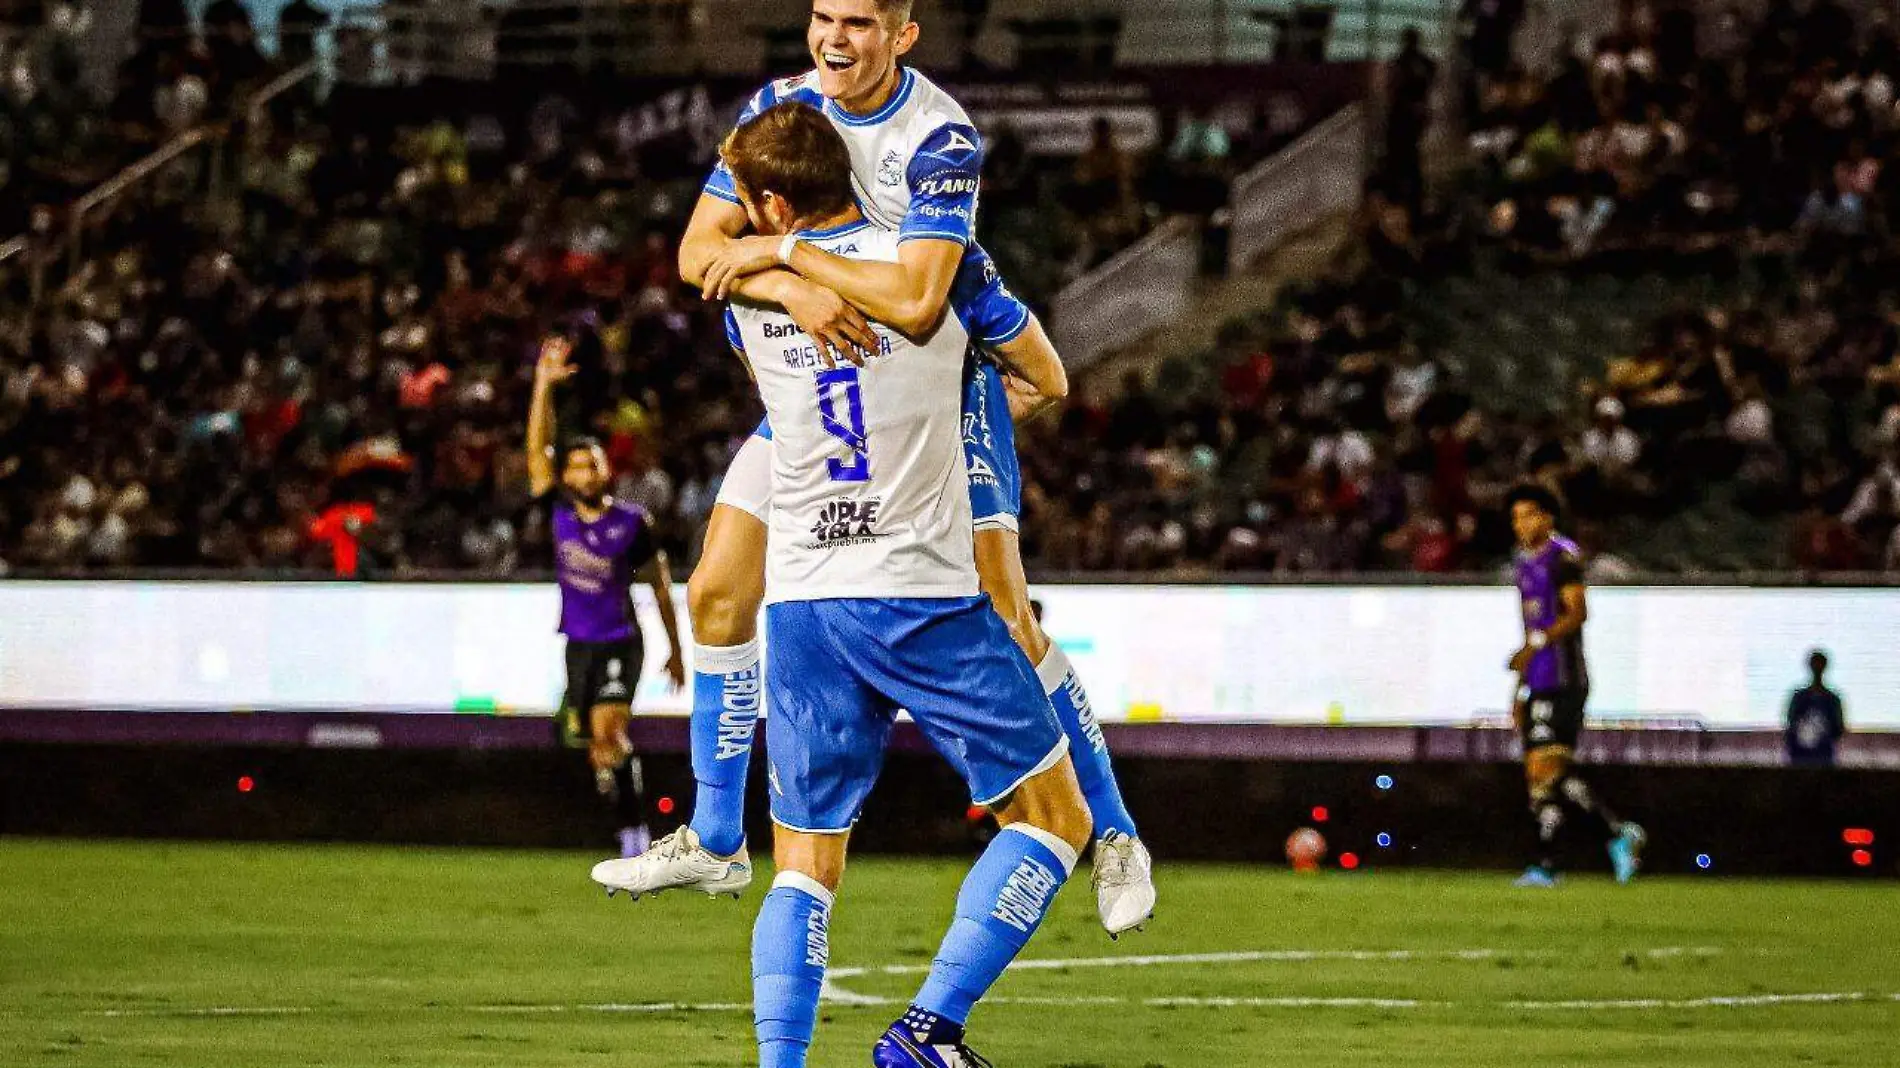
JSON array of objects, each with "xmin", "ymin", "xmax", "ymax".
[{"xmin": 807, "ymin": 0, "xmax": 918, "ymax": 113}]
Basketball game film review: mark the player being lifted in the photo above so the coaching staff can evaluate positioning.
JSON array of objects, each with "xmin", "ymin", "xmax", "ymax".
[
  {"xmin": 527, "ymin": 336, "xmax": 686, "ymax": 857},
  {"xmin": 717, "ymin": 102, "xmax": 1093, "ymax": 1068},
  {"xmin": 591, "ymin": 0, "xmax": 1155, "ymax": 934},
  {"xmin": 1506, "ymin": 485, "xmax": 1645, "ymax": 887}
]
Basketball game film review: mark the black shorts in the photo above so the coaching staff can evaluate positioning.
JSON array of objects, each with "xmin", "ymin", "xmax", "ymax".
[
  {"xmin": 1521, "ymin": 688, "xmax": 1587, "ymax": 752},
  {"xmin": 563, "ymin": 636, "xmax": 645, "ymax": 738}
]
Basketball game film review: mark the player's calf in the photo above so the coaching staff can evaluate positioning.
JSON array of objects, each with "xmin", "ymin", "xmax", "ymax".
[
  {"xmin": 975, "ymin": 528, "xmax": 1153, "ymax": 935},
  {"xmin": 753, "ymin": 831, "xmax": 845, "ymax": 1068},
  {"xmin": 875, "ymin": 760, "xmax": 1086, "ymax": 1067},
  {"xmin": 683, "ymin": 505, "xmax": 769, "ymax": 859}
]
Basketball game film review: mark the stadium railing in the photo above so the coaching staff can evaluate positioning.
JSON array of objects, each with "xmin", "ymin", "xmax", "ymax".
[
  {"xmin": 1050, "ymin": 215, "xmax": 1202, "ymax": 370},
  {"xmin": 5, "ymin": 59, "xmax": 319, "ymax": 311},
  {"xmin": 1050, "ymin": 100, "xmax": 1367, "ymax": 368},
  {"xmin": 1226, "ymin": 100, "xmax": 1365, "ymax": 273}
]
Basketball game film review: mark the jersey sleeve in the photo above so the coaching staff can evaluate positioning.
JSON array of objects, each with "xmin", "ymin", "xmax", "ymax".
[
  {"xmin": 702, "ymin": 83, "xmax": 777, "ymax": 205},
  {"xmin": 947, "ymin": 245, "xmax": 1031, "ymax": 346},
  {"xmin": 723, "ymin": 307, "xmax": 746, "ymax": 355},
  {"xmin": 901, "ymin": 122, "xmax": 985, "ymax": 246}
]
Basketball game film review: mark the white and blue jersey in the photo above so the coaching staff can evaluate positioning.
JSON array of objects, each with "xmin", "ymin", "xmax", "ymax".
[
  {"xmin": 736, "ymin": 244, "xmax": 1029, "ymax": 530},
  {"xmin": 725, "ymin": 220, "xmax": 1065, "ymax": 833},
  {"xmin": 708, "ymin": 66, "xmax": 1029, "ymax": 530},
  {"xmin": 704, "ymin": 67, "xmax": 984, "ymax": 248}
]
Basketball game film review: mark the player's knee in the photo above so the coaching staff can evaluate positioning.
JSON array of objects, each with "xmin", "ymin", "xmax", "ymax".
[
  {"xmin": 687, "ymin": 569, "xmax": 755, "ymax": 646},
  {"xmin": 994, "ymin": 599, "xmax": 1050, "ymax": 665},
  {"xmin": 1525, "ymin": 762, "xmax": 1561, "ymax": 803},
  {"xmin": 772, "ymin": 831, "xmax": 847, "ymax": 892},
  {"xmin": 1000, "ymin": 760, "xmax": 1093, "ymax": 854}
]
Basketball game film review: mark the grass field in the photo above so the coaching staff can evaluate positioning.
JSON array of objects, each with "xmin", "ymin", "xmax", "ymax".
[{"xmin": 3, "ymin": 840, "xmax": 1897, "ymax": 1067}]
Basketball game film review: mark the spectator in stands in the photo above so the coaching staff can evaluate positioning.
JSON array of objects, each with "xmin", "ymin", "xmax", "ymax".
[
  {"xmin": 1162, "ymin": 108, "xmax": 1232, "ymax": 220},
  {"xmin": 1459, "ymin": 0, "xmax": 1525, "ymax": 116},
  {"xmin": 1384, "ymin": 26, "xmax": 1437, "ymax": 215},
  {"xmin": 1785, "ymin": 649, "xmax": 1847, "ymax": 767},
  {"xmin": 953, "ymin": 0, "xmax": 990, "ymax": 70},
  {"xmin": 277, "ymin": 0, "xmax": 327, "ymax": 68},
  {"xmin": 1066, "ymin": 116, "xmax": 1139, "ymax": 279}
]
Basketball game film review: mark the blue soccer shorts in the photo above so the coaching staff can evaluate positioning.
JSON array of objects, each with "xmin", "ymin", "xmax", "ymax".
[{"xmin": 763, "ymin": 596, "xmax": 1068, "ymax": 833}]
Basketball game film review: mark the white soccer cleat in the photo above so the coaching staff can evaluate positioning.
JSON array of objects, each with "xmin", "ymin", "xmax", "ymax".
[
  {"xmin": 1092, "ymin": 831, "xmax": 1156, "ymax": 937},
  {"xmin": 590, "ymin": 827, "xmax": 752, "ymax": 900}
]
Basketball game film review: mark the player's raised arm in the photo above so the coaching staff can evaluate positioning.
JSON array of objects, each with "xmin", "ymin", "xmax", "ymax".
[{"xmin": 526, "ymin": 336, "xmax": 576, "ymax": 498}]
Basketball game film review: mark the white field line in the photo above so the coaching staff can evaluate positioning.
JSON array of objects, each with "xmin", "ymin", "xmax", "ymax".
[
  {"xmin": 75, "ymin": 992, "xmax": 1900, "ymax": 1019},
  {"xmin": 824, "ymin": 944, "xmax": 1724, "ymax": 982},
  {"xmin": 74, "ymin": 943, "xmax": 1866, "ymax": 1022}
]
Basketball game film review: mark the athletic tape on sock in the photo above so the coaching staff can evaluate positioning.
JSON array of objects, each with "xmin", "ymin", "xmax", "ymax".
[
  {"xmin": 1000, "ymin": 823, "xmax": 1079, "ymax": 875},
  {"xmin": 695, "ymin": 638, "xmax": 761, "ymax": 675},
  {"xmin": 1034, "ymin": 644, "xmax": 1075, "ymax": 695},
  {"xmin": 771, "ymin": 870, "xmax": 836, "ymax": 909}
]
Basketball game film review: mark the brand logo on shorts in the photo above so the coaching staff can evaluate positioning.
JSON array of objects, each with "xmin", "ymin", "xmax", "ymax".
[
  {"xmin": 990, "ymin": 857, "xmax": 1059, "ymax": 934},
  {"xmin": 598, "ymin": 657, "xmax": 630, "ymax": 701},
  {"xmin": 808, "ymin": 498, "xmax": 886, "ymax": 547}
]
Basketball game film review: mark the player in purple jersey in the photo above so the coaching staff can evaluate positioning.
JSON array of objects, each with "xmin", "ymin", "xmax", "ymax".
[
  {"xmin": 1505, "ymin": 485, "xmax": 1645, "ymax": 887},
  {"xmin": 528, "ymin": 336, "xmax": 687, "ymax": 858}
]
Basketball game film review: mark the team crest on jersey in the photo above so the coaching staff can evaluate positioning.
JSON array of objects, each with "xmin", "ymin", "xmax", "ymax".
[
  {"xmin": 878, "ymin": 149, "xmax": 904, "ymax": 188},
  {"xmin": 810, "ymin": 497, "xmax": 886, "ymax": 546}
]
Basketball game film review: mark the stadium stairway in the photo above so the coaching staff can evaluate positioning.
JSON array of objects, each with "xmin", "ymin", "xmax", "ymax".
[{"xmin": 1071, "ymin": 209, "xmax": 1356, "ymax": 391}]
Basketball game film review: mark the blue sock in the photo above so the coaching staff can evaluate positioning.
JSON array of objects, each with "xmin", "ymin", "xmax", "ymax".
[
  {"xmin": 753, "ymin": 872, "xmax": 832, "ymax": 1068},
  {"xmin": 687, "ymin": 639, "xmax": 761, "ymax": 857},
  {"xmin": 1036, "ymin": 647, "xmax": 1138, "ymax": 840},
  {"xmin": 916, "ymin": 824, "xmax": 1077, "ymax": 1025}
]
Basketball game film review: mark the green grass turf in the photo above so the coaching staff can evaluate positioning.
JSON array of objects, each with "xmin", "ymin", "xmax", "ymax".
[{"xmin": 2, "ymin": 840, "xmax": 1897, "ymax": 1067}]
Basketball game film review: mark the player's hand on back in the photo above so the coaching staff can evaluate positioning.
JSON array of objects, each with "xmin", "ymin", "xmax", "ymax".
[
  {"xmin": 1002, "ymin": 373, "xmax": 1053, "ymax": 423},
  {"xmin": 776, "ymin": 277, "xmax": 880, "ymax": 368},
  {"xmin": 701, "ymin": 236, "xmax": 787, "ymax": 301},
  {"xmin": 536, "ymin": 336, "xmax": 579, "ymax": 384}
]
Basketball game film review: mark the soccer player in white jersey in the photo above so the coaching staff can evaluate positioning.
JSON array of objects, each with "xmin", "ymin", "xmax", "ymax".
[
  {"xmin": 715, "ymin": 103, "xmax": 1092, "ymax": 1068},
  {"xmin": 595, "ymin": 0, "xmax": 1155, "ymax": 935}
]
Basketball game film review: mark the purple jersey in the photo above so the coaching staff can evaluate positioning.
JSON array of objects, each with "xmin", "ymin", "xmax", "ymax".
[
  {"xmin": 552, "ymin": 498, "xmax": 656, "ymax": 643},
  {"xmin": 1513, "ymin": 534, "xmax": 1588, "ymax": 692}
]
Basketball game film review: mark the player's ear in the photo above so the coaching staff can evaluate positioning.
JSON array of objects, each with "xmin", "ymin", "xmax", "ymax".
[
  {"xmin": 765, "ymin": 191, "xmax": 796, "ymax": 234},
  {"xmin": 891, "ymin": 18, "xmax": 919, "ymax": 58}
]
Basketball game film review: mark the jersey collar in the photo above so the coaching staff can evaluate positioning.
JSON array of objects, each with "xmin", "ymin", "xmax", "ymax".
[
  {"xmin": 826, "ymin": 66, "xmax": 915, "ymax": 127},
  {"xmin": 798, "ymin": 218, "xmax": 873, "ymax": 240}
]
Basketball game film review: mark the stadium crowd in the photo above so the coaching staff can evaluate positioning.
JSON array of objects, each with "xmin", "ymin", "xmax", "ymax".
[
  {"xmin": 1465, "ymin": 0, "xmax": 1896, "ymax": 262},
  {"xmin": 7, "ymin": 0, "xmax": 1900, "ymax": 577}
]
